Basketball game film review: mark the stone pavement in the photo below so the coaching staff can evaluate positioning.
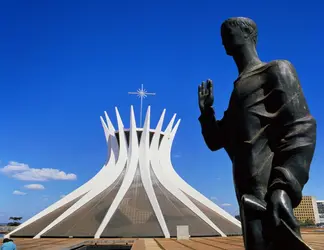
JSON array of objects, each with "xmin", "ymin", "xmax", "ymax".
[{"xmin": 2, "ymin": 233, "xmax": 323, "ymax": 249}]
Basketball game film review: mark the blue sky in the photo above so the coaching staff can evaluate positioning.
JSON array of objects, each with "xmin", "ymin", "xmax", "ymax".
[{"xmin": 0, "ymin": 0, "xmax": 323, "ymax": 222}]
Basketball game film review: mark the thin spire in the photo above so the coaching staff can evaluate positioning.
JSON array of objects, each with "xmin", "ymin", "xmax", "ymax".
[{"xmin": 128, "ymin": 84, "xmax": 156, "ymax": 127}]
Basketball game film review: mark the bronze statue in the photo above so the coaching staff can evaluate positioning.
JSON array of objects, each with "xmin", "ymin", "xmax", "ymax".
[{"xmin": 198, "ymin": 17, "xmax": 316, "ymax": 250}]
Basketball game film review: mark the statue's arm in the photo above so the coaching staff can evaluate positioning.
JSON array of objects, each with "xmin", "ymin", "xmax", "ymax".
[
  {"xmin": 198, "ymin": 106, "xmax": 226, "ymax": 151},
  {"xmin": 266, "ymin": 60, "xmax": 317, "ymax": 208}
]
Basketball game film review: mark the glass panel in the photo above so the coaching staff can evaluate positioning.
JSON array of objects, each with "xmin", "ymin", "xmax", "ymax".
[
  {"xmin": 43, "ymin": 168, "xmax": 125, "ymax": 237},
  {"xmin": 186, "ymin": 195, "xmax": 242, "ymax": 235},
  {"xmin": 12, "ymin": 195, "xmax": 84, "ymax": 237},
  {"xmin": 101, "ymin": 167, "xmax": 163, "ymax": 237},
  {"xmin": 151, "ymin": 168, "xmax": 220, "ymax": 237}
]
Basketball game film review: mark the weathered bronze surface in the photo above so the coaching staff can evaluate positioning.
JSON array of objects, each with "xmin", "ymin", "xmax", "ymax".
[{"xmin": 198, "ymin": 17, "xmax": 316, "ymax": 250}]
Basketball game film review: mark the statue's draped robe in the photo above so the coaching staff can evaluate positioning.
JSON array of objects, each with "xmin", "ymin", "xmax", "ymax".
[{"xmin": 199, "ymin": 60, "xmax": 316, "ymax": 207}]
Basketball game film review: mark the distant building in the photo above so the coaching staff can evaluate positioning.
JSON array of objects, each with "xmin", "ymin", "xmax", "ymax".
[
  {"xmin": 317, "ymin": 200, "xmax": 324, "ymax": 224},
  {"xmin": 293, "ymin": 196, "xmax": 320, "ymax": 225}
]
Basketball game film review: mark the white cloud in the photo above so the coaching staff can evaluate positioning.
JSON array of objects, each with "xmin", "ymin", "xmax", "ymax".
[
  {"xmin": 0, "ymin": 161, "xmax": 77, "ymax": 181},
  {"xmin": 13, "ymin": 169, "xmax": 77, "ymax": 181},
  {"xmin": 210, "ymin": 196, "xmax": 218, "ymax": 201},
  {"xmin": 13, "ymin": 190, "xmax": 26, "ymax": 195},
  {"xmin": 221, "ymin": 203, "xmax": 232, "ymax": 207},
  {"xmin": 60, "ymin": 194, "xmax": 66, "ymax": 198},
  {"xmin": 24, "ymin": 184, "xmax": 45, "ymax": 190},
  {"xmin": 0, "ymin": 162, "xmax": 29, "ymax": 173}
]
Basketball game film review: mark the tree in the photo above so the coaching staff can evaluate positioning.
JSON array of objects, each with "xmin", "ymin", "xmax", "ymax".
[
  {"xmin": 9, "ymin": 217, "xmax": 22, "ymax": 221},
  {"xmin": 299, "ymin": 218, "xmax": 315, "ymax": 227},
  {"xmin": 235, "ymin": 215, "xmax": 241, "ymax": 221},
  {"xmin": 7, "ymin": 216, "xmax": 23, "ymax": 226},
  {"xmin": 304, "ymin": 219, "xmax": 315, "ymax": 226}
]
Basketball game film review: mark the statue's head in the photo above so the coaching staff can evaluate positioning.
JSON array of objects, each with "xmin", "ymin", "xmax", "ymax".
[{"xmin": 221, "ymin": 17, "xmax": 257, "ymax": 56}]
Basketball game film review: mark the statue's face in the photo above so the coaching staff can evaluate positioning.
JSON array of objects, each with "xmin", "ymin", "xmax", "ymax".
[{"xmin": 221, "ymin": 25, "xmax": 246, "ymax": 56}]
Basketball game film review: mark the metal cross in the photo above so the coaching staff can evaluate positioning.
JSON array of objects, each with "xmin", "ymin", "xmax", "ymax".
[{"xmin": 128, "ymin": 84, "xmax": 156, "ymax": 127}]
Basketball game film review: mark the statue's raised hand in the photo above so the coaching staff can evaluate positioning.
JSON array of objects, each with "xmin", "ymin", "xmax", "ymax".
[{"xmin": 198, "ymin": 79, "xmax": 214, "ymax": 113}]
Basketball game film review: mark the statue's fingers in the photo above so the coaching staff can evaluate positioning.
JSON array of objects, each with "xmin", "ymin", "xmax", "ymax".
[
  {"xmin": 200, "ymin": 82, "xmax": 205, "ymax": 95},
  {"xmin": 207, "ymin": 79, "xmax": 213, "ymax": 92},
  {"xmin": 203, "ymin": 87, "xmax": 208, "ymax": 96},
  {"xmin": 210, "ymin": 81, "xmax": 213, "ymax": 87},
  {"xmin": 198, "ymin": 85, "xmax": 202, "ymax": 96}
]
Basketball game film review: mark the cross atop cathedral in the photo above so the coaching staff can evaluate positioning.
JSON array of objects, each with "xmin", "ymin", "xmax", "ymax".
[{"xmin": 128, "ymin": 84, "xmax": 156, "ymax": 127}]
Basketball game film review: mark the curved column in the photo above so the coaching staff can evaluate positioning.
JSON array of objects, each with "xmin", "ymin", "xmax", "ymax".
[
  {"xmin": 161, "ymin": 118, "xmax": 241, "ymax": 229},
  {"xmin": 153, "ymin": 115, "xmax": 226, "ymax": 237},
  {"xmin": 103, "ymin": 110, "xmax": 119, "ymax": 161},
  {"xmin": 139, "ymin": 107, "xmax": 170, "ymax": 238},
  {"xmin": 95, "ymin": 105, "xmax": 139, "ymax": 238}
]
